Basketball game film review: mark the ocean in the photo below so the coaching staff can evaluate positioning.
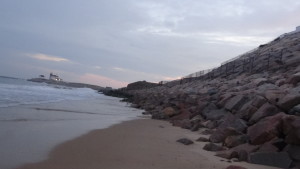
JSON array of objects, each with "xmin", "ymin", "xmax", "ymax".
[{"xmin": 0, "ymin": 76, "xmax": 143, "ymax": 169}]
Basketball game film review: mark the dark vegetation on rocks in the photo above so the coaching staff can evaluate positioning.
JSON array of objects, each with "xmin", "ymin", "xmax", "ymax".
[{"xmin": 105, "ymin": 32, "xmax": 300, "ymax": 168}]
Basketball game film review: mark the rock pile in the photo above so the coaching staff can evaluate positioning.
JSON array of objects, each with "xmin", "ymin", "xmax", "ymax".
[{"xmin": 107, "ymin": 32, "xmax": 300, "ymax": 168}]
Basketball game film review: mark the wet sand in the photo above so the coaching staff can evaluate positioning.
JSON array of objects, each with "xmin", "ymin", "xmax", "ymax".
[{"xmin": 15, "ymin": 119, "xmax": 279, "ymax": 169}]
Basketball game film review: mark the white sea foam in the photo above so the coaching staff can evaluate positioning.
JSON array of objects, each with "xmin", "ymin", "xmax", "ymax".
[{"xmin": 0, "ymin": 77, "xmax": 100, "ymax": 107}]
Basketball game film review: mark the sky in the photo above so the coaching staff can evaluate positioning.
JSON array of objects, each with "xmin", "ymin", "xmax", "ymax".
[{"xmin": 0, "ymin": 0, "xmax": 299, "ymax": 88}]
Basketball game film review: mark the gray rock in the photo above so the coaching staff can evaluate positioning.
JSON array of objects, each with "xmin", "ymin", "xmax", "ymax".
[
  {"xmin": 249, "ymin": 102, "xmax": 279, "ymax": 124},
  {"xmin": 203, "ymin": 143, "xmax": 225, "ymax": 151},
  {"xmin": 249, "ymin": 152, "xmax": 292, "ymax": 168},
  {"xmin": 224, "ymin": 95, "xmax": 249, "ymax": 112},
  {"xmin": 196, "ymin": 137, "xmax": 209, "ymax": 142},
  {"xmin": 278, "ymin": 94, "xmax": 300, "ymax": 112},
  {"xmin": 288, "ymin": 104, "xmax": 300, "ymax": 116},
  {"xmin": 286, "ymin": 144, "xmax": 300, "ymax": 161},
  {"xmin": 176, "ymin": 138, "xmax": 194, "ymax": 145}
]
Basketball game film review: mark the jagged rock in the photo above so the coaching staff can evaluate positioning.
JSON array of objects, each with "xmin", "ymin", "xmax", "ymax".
[
  {"xmin": 249, "ymin": 103, "xmax": 279, "ymax": 124},
  {"xmin": 249, "ymin": 152, "xmax": 292, "ymax": 168},
  {"xmin": 196, "ymin": 137, "xmax": 209, "ymax": 142},
  {"xmin": 203, "ymin": 143, "xmax": 225, "ymax": 151},
  {"xmin": 282, "ymin": 115, "xmax": 300, "ymax": 145},
  {"xmin": 224, "ymin": 135, "xmax": 249, "ymax": 148},
  {"xmin": 215, "ymin": 143, "xmax": 259, "ymax": 159},
  {"xmin": 278, "ymin": 93, "xmax": 300, "ymax": 112},
  {"xmin": 225, "ymin": 165, "xmax": 247, "ymax": 169},
  {"xmin": 176, "ymin": 138, "xmax": 194, "ymax": 145},
  {"xmin": 224, "ymin": 95, "xmax": 249, "ymax": 112},
  {"xmin": 247, "ymin": 113, "xmax": 286, "ymax": 145},
  {"xmin": 285, "ymin": 144, "xmax": 300, "ymax": 161}
]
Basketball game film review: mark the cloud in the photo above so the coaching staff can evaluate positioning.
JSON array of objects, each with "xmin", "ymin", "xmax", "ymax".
[
  {"xmin": 79, "ymin": 73, "xmax": 128, "ymax": 88},
  {"xmin": 94, "ymin": 66, "xmax": 102, "ymax": 69},
  {"xmin": 26, "ymin": 53, "xmax": 69, "ymax": 62}
]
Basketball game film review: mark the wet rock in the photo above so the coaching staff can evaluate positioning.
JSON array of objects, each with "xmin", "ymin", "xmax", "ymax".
[
  {"xmin": 249, "ymin": 152, "xmax": 292, "ymax": 168},
  {"xmin": 249, "ymin": 103, "xmax": 280, "ymax": 124},
  {"xmin": 203, "ymin": 143, "xmax": 225, "ymax": 151},
  {"xmin": 176, "ymin": 138, "xmax": 194, "ymax": 145},
  {"xmin": 247, "ymin": 113, "xmax": 286, "ymax": 145}
]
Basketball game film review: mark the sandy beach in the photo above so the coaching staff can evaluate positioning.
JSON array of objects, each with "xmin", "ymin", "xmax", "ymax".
[{"xmin": 15, "ymin": 119, "xmax": 279, "ymax": 169}]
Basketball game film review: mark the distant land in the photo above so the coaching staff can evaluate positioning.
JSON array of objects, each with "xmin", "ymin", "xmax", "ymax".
[{"xmin": 28, "ymin": 77, "xmax": 106, "ymax": 91}]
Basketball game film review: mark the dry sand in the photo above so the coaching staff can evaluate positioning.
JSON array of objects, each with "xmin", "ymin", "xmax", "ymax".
[{"xmin": 15, "ymin": 119, "xmax": 280, "ymax": 169}]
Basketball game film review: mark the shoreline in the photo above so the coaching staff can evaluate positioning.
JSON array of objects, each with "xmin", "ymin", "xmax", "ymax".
[
  {"xmin": 0, "ymin": 97, "xmax": 142, "ymax": 169},
  {"xmin": 15, "ymin": 119, "xmax": 279, "ymax": 169}
]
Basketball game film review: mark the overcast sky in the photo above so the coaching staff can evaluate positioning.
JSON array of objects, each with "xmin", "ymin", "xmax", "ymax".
[{"xmin": 0, "ymin": 0, "xmax": 299, "ymax": 88}]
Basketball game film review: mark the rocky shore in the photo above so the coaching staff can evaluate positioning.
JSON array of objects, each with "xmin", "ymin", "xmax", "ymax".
[{"xmin": 106, "ymin": 32, "xmax": 300, "ymax": 168}]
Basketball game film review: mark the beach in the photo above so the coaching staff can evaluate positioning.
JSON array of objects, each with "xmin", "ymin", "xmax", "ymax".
[
  {"xmin": 15, "ymin": 119, "xmax": 279, "ymax": 169},
  {"xmin": 0, "ymin": 96, "xmax": 142, "ymax": 169}
]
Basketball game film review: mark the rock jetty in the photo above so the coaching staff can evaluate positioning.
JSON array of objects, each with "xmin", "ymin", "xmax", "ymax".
[{"xmin": 106, "ymin": 31, "xmax": 300, "ymax": 168}]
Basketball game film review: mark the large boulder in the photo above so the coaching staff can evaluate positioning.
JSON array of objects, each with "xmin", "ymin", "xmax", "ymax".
[
  {"xmin": 203, "ymin": 109, "xmax": 229, "ymax": 121},
  {"xmin": 277, "ymin": 94, "xmax": 300, "ymax": 112},
  {"xmin": 203, "ymin": 143, "xmax": 225, "ymax": 151},
  {"xmin": 288, "ymin": 104, "xmax": 300, "ymax": 116},
  {"xmin": 282, "ymin": 115, "xmax": 300, "ymax": 145},
  {"xmin": 247, "ymin": 113, "xmax": 286, "ymax": 145},
  {"xmin": 285, "ymin": 144, "xmax": 300, "ymax": 161},
  {"xmin": 215, "ymin": 143, "xmax": 259, "ymax": 160},
  {"xmin": 210, "ymin": 127, "xmax": 242, "ymax": 143},
  {"xmin": 249, "ymin": 103, "xmax": 280, "ymax": 124},
  {"xmin": 224, "ymin": 135, "xmax": 249, "ymax": 148},
  {"xmin": 177, "ymin": 138, "xmax": 194, "ymax": 145},
  {"xmin": 224, "ymin": 95, "xmax": 249, "ymax": 112},
  {"xmin": 287, "ymin": 72, "xmax": 300, "ymax": 86},
  {"xmin": 249, "ymin": 152, "xmax": 292, "ymax": 168}
]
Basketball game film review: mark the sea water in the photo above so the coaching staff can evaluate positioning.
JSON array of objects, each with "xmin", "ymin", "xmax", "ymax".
[{"xmin": 0, "ymin": 76, "xmax": 143, "ymax": 169}]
